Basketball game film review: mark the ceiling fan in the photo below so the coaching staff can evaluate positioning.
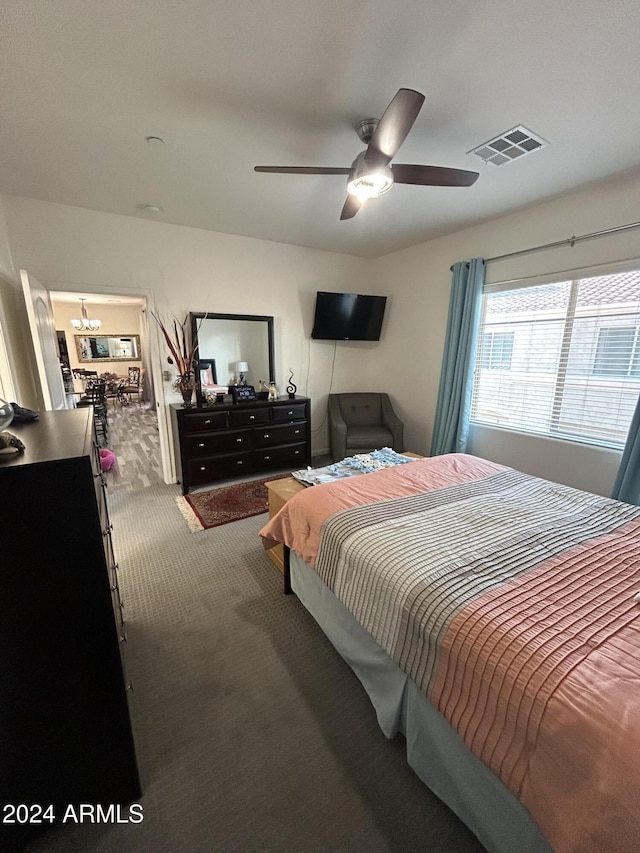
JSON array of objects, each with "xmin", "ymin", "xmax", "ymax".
[{"xmin": 255, "ymin": 88, "xmax": 479, "ymax": 220}]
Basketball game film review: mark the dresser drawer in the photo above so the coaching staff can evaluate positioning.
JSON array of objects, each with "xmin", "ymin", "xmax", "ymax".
[
  {"xmin": 252, "ymin": 442, "xmax": 307, "ymax": 469},
  {"xmin": 253, "ymin": 422, "xmax": 306, "ymax": 447},
  {"xmin": 183, "ymin": 411, "xmax": 229, "ymax": 433},
  {"xmin": 229, "ymin": 407, "xmax": 270, "ymax": 427},
  {"xmin": 187, "ymin": 452, "xmax": 253, "ymax": 485},
  {"xmin": 186, "ymin": 430, "xmax": 251, "ymax": 456},
  {"xmin": 272, "ymin": 403, "xmax": 307, "ymax": 423}
]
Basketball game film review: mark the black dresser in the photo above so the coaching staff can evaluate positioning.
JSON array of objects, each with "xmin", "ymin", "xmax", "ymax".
[
  {"xmin": 171, "ymin": 396, "xmax": 311, "ymax": 493},
  {"xmin": 0, "ymin": 409, "xmax": 140, "ymax": 850}
]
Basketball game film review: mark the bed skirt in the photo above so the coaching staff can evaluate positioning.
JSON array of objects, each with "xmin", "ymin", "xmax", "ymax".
[{"xmin": 289, "ymin": 550, "xmax": 552, "ymax": 853}]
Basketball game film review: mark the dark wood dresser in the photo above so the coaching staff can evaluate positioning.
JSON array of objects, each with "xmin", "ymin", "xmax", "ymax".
[
  {"xmin": 0, "ymin": 409, "xmax": 140, "ymax": 850},
  {"xmin": 170, "ymin": 396, "xmax": 311, "ymax": 493}
]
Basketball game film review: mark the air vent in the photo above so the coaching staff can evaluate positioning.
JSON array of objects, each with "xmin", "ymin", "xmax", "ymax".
[{"xmin": 468, "ymin": 125, "xmax": 548, "ymax": 166}]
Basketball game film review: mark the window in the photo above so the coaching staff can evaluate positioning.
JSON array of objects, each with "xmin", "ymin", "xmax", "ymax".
[
  {"xmin": 479, "ymin": 331, "xmax": 514, "ymax": 369},
  {"xmin": 470, "ymin": 269, "xmax": 640, "ymax": 448},
  {"xmin": 593, "ymin": 327, "xmax": 640, "ymax": 377}
]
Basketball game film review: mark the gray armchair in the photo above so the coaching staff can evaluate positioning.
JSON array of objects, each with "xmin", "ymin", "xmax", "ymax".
[{"xmin": 328, "ymin": 392, "xmax": 404, "ymax": 462}]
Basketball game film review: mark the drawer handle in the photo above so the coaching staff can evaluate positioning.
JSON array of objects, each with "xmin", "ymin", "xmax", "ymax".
[
  {"xmin": 287, "ymin": 410, "xmax": 293, "ymax": 415},
  {"xmin": 264, "ymin": 455, "xmax": 270, "ymax": 460},
  {"xmin": 126, "ymin": 682, "xmax": 134, "ymax": 692},
  {"xmin": 200, "ymin": 466, "xmax": 206, "ymax": 471},
  {"xmin": 111, "ymin": 583, "xmax": 118, "ymax": 592},
  {"xmin": 198, "ymin": 442, "xmax": 205, "ymax": 448},
  {"xmin": 294, "ymin": 450, "xmax": 301, "ymax": 455},
  {"xmin": 236, "ymin": 438, "xmax": 243, "ymax": 443},
  {"xmin": 294, "ymin": 429, "xmax": 300, "ymax": 434},
  {"xmin": 249, "ymin": 415, "xmax": 255, "ymax": 420},
  {"xmin": 204, "ymin": 419, "xmax": 211, "ymax": 425},
  {"xmin": 119, "ymin": 633, "xmax": 127, "ymax": 644},
  {"xmin": 237, "ymin": 460, "xmax": 243, "ymax": 465},
  {"xmin": 263, "ymin": 433, "xmax": 269, "ymax": 439}
]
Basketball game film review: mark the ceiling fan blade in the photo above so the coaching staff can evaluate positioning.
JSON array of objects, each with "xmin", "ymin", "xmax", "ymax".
[
  {"xmin": 254, "ymin": 166, "xmax": 351, "ymax": 175},
  {"xmin": 392, "ymin": 164, "xmax": 479, "ymax": 187},
  {"xmin": 366, "ymin": 88, "xmax": 425, "ymax": 166},
  {"xmin": 340, "ymin": 195, "xmax": 363, "ymax": 220}
]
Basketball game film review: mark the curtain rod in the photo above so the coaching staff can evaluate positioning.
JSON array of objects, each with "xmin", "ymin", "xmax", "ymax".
[{"xmin": 450, "ymin": 220, "xmax": 640, "ymax": 270}]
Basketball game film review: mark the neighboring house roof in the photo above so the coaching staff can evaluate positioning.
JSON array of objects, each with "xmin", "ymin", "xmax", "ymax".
[{"xmin": 487, "ymin": 270, "xmax": 640, "ymax": 315}]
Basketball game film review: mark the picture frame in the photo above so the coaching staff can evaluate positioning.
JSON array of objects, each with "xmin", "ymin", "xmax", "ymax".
[{"xmin": 199, "ymin": 359, "xmax": 217, "ymax": 386}]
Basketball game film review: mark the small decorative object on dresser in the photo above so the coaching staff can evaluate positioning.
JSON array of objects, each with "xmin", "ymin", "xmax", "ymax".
[
  {"xmin": 170, "ymin": 396, "xmax": 311, "ymax": 493},
  {"xmin": 151, "ymin": 311, "xmax": 202, "ymax": 407},
  {"xmin": 0, "ymin": 431, "xmax": 25, "ymax": 455},
  {"xmin": 268, "ymin": 380, "xmax": 278, "ymax": 401},
  {"xmin": 286, "ymin": 369, "xmax": 297, "ymax": 400},
  {"xmin": 175, "ymin": 371, "xmax": 196, "ymax": 408},
  {"xmin": 0, "ymin": 397, "xmax": 14, "ymax": 430},
  {"xmin": 230, "ymin": 384, "xmax": 256, "ymax": 403}
]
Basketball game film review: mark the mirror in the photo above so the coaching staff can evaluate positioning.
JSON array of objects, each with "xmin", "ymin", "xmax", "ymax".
[
  {"xmin": 190, "ymin": 312, "xmax": 274, "ymax": 403},
  {"xmin": 75, "ymin": 334, "xmax": 141, "ymax": 363}
]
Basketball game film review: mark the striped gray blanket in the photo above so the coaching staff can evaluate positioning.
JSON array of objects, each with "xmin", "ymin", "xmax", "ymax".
[{"xmin": 314, "ymin": 468, "xmax": 640, "ymax": 698}]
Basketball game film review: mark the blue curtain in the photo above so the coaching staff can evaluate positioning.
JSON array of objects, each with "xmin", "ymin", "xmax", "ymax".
[
  {"xmin": 430, "ymin": 258, "xmax": 485, "ymax": 456},
  {"xmin": 612, "ymin": 396, "xmax": 640, "ymax": 505}
]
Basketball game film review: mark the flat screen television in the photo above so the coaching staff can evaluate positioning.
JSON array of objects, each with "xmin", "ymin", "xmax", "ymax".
[{"xmin": 311, "ymin": 291, "xmax": 387, "ymax": 341}]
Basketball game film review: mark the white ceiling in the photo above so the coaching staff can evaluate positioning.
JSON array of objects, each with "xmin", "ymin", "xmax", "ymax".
[{"xmin": 2, "ymin": 0, "xmax": 640, "ymax": 259}]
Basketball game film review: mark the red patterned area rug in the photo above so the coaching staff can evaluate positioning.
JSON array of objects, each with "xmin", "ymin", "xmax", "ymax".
[{"xmin": 175, "ymin": 475, "xmax": 289, "ymax": 531}]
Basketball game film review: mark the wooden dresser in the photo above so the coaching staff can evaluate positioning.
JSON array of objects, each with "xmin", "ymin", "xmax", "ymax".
[
  {"xmin": 0, "ymin": 409, "xmax": 140, "ymax": 851},
  {"xmin": 170, "ymin": 396, "xmax": 311, "ymax": 494}
]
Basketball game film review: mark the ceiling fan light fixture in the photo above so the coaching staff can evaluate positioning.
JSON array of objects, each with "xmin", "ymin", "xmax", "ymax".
[{"xmin": 347, "ymin": 152, "xmax": 394, "ymax": 202}]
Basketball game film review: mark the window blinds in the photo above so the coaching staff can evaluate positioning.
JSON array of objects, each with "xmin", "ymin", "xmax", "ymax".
[{"xmin": 470, "ymin": 269, "xmax": 640, "ymax": 448}]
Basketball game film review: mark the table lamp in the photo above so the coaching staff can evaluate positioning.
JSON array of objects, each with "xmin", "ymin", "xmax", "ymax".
[{"xmin": 236, "ymin": 361, "xmax": 249, "ymax": 384}]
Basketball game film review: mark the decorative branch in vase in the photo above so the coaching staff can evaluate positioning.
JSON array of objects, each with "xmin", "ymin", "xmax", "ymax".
[{"xmin": 151, "ymin": 312, "xmax": 199, "ymax": 407}]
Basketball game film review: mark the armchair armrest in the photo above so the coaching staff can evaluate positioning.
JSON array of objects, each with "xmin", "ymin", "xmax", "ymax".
[
  {"xmin": 380, "ymin": 394, "xmax": 404, "ymax": 452},
  {"xmin": 328, "ymin": 394, "xmax": 348, "ymax": 461}
]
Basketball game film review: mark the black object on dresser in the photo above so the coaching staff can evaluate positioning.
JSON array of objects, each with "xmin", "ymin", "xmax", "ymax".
[
  {"xmin": 0, "ymin": 409, "xmax": 141, "ymax": 851},
  {"xmin": 171, "ymin": 396, "xmax": 311, "ymax": 494}
]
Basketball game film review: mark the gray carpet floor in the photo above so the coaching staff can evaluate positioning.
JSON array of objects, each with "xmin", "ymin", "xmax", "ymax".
[{"xmin": 26, "ymin": 413, "xmax": 487, "ymax": 853}]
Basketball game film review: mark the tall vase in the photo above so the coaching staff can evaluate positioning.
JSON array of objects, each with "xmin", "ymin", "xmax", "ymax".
[{"xmin": 177, "ymin": 373, "xmax": 195, "ymax": 408}]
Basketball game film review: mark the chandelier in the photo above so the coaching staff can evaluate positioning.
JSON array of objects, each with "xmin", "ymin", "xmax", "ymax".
[{"xmin": 71, "ymin": 298, "xmax": 101, "ymax": 332}]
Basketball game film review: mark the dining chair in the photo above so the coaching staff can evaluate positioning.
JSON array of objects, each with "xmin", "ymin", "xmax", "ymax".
[
  {"xmin": 76, "ymin": 379, "xmax": 109, "ymax": 444},
  {"xmin": 122, "ymin": 366, "xmax": 142, "ymax": 404}
]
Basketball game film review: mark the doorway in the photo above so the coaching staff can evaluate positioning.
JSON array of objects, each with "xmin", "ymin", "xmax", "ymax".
[{"xmin": 47, "ymin": 287, "xmax": 171, "ymax": 490}]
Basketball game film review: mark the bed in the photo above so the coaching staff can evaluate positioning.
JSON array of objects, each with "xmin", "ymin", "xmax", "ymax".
[{"xmin": 259, "ymin": 453, "xmax": 640, "ymax": 853}]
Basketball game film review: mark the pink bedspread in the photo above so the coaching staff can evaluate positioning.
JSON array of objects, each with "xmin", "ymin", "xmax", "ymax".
[
  {"xmin": 259, "ymin": 453, "xmax": 640, "ymax": 853},
  {"xmin": 259, "ymin": 453, "xmax": 502, "ymax": 565}
]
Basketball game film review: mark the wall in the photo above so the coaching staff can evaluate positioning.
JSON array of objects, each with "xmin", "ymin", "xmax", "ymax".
[
  {"xmin": 371, "ymin": 166, "xmax": 640, "ymax": 496},
  {"xmin": 4, "ymin": 167, "xmax": 640, "ymax": 494},
  {"xmin": 2, "ymin": 196, "xmax": 374, "ymax": 458},
  {"xmin": 0, "ymin": 197, "xmax": 39, "ymax": 404}
]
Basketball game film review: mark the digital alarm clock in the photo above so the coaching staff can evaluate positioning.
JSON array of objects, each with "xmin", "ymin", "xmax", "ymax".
[{"xmin": 230, "ymin": 384, "xmax": 257, "ymax": 403}]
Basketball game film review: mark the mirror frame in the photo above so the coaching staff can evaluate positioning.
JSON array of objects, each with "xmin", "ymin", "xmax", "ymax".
[
  {"xmin": 75, "ymin": 334, "xmax": 142, "ymax": 363},
  {"xmin": 190, "ymin": 312, "xmax": 275, "ymax": 405}
]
